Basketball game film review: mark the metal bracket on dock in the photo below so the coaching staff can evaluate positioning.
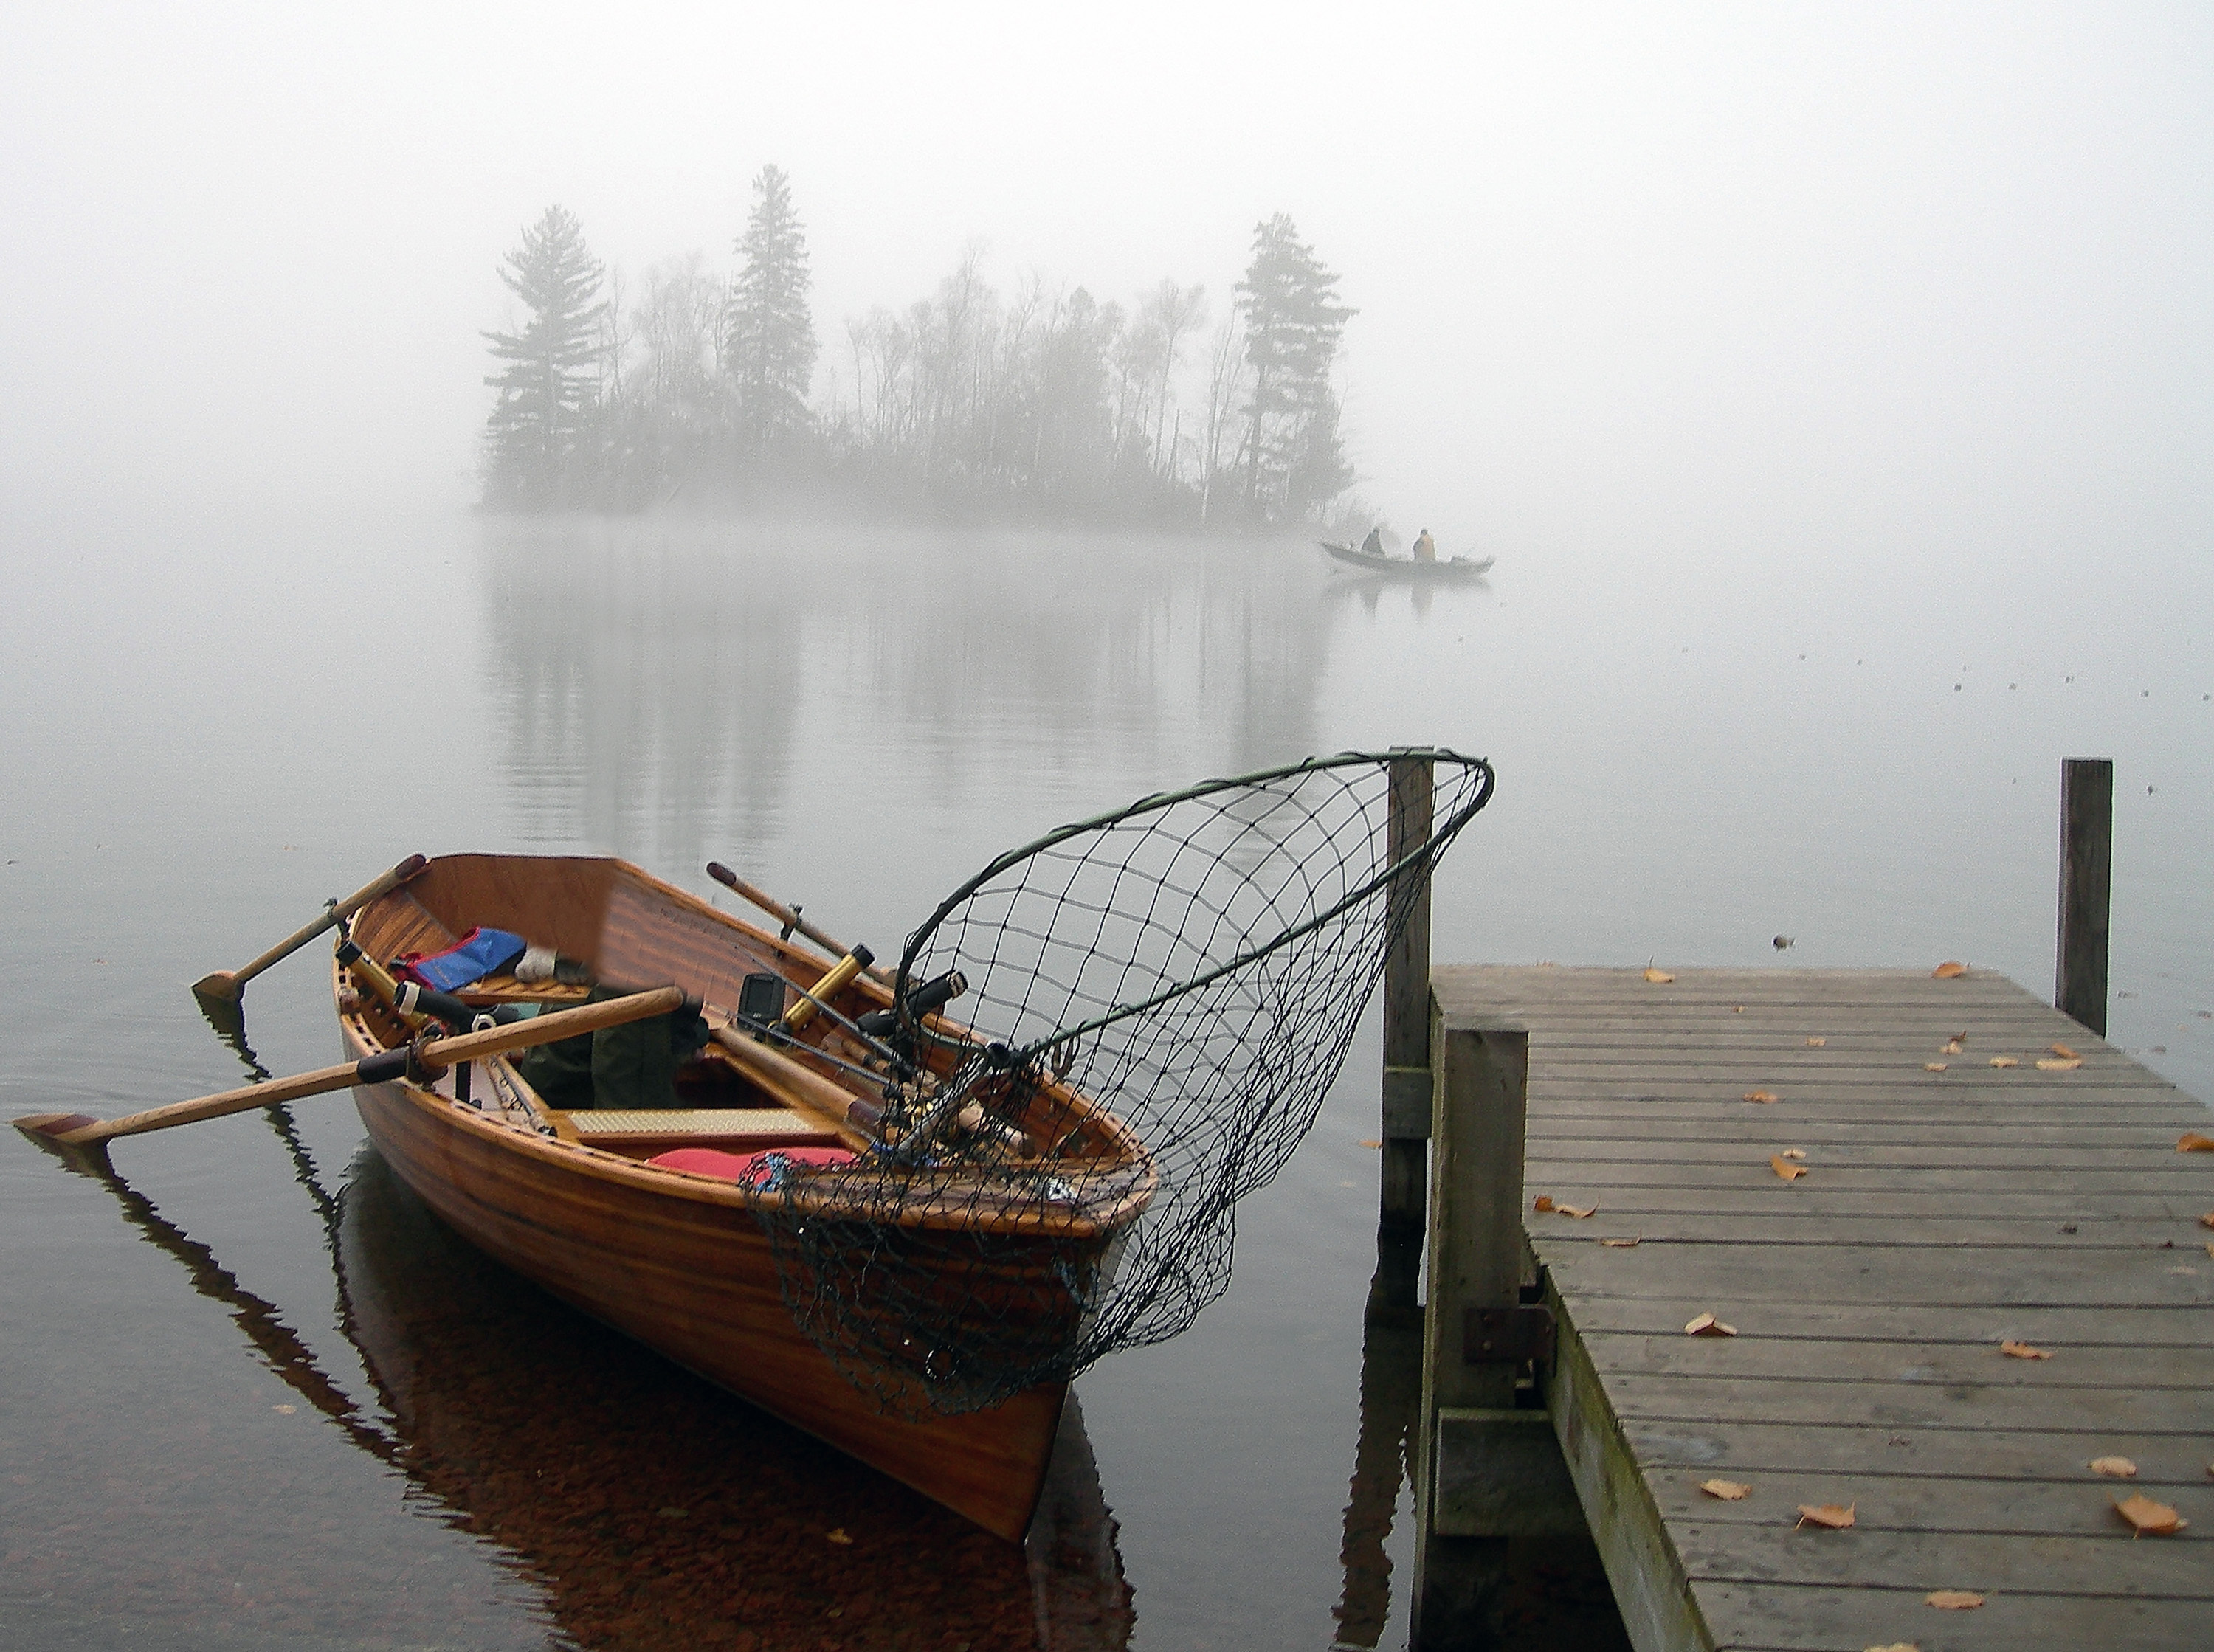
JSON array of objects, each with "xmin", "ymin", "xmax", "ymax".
[
  {"xmin": 1462, "ymin": 1303, "xmax": 1554, "ymax": 1366},
  {"xmin": 1381, "ymin": 1065, "xmax": 1432, "ymax": 1138}
]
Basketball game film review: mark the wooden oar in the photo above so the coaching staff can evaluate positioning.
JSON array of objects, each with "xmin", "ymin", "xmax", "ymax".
[
  {"xmin": 15, "ymin": 986, "xmax": 686, "ymax": 1150},
  {"xmin": 705, "ymin": 862, "xmax": 895, "ymax": 985},
  {"xmin": 193, "ymin": 854, "xmax": 430, "ymax": 1003}
]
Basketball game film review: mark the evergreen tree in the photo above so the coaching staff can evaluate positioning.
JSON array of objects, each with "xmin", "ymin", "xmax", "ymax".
[
  {"xmin": 725, "ymin": 165, "xmax": 817, "ymax": 449},
  {"xmin": 1233, "ymin": 214, "xmax": 1353, "ymax": 519},
  {"xmin": 482, "ymin": 205, "xmax": 607, "ymax": 507}
]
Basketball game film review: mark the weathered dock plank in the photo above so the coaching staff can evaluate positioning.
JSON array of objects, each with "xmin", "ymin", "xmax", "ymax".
[{"xmin": 1432, "ymin": 965, "xmax": 2214, "ymax": 1652}]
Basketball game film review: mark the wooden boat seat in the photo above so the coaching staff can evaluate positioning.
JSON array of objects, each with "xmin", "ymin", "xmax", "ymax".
[{"xmin": 556, "ymin": 1107, "xmax": 846, "ymax": 1157}]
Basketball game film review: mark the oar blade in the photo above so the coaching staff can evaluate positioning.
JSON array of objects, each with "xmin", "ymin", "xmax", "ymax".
[{"xmin": 191, "ymin": 970, "xmax": 242, "ymax": 1003}]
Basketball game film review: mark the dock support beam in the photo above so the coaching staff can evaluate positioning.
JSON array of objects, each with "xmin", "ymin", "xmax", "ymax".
[
  {"xmin": 2056, "ymin": 757, "xmax": 2113, "ymax": 1037},
  {"xmin": 1379, "ymin": 751, "xmax": 1436, "ymax": 1278},
  {"xmin": 1412, "ymin": 1015, "xmax": 1536, "ymax": 1650}
]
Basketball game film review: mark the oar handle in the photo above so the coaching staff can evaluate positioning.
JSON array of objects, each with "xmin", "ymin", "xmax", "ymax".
[
  {"xmin": 215, "ymin": 854, "xmax": 430, "ymax": 994},
  {"xmin": 20, "ymin": 986, "xmax": 687, "ymax": 1149},
  {"xmin": 705, "ymin": 863, "xmax": 895, "ymax": 985}
]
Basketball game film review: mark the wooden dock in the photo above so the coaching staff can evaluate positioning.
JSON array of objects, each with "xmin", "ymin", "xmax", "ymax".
[{"xmin": 1417, "ymin": 964, "xmax": 2213, "ymax": 1651}]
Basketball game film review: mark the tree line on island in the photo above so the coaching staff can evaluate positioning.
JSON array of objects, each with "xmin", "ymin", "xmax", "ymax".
[{"xmin": 482, "ymin": 168, "xmax": 1356, "ymax": 526}]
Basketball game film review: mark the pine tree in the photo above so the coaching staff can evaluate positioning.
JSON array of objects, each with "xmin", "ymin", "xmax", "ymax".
[
  {"xmin": 725, "ymin": 165, "xmax": 817, "ymax": 450},
  {"xmin": 482, "ymin": 206, "xmax": 607, "ymax": 507},
  {"xmin": 1234, "ymin": 214, "xmax": 1353, "ymax": 519}
]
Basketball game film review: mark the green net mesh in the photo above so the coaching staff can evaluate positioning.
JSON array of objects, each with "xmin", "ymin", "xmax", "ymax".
[{"xmin": 744, "ymin": 750, "xmax": 1493, "ymax": 1417}]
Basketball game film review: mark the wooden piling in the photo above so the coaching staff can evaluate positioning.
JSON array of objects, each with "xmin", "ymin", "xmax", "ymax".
[
  {"xmin": 1380, "ymin": 750, "xmax": 1435, "ymax": 1249},
  {"xmin": 1411, "ymin": 1015, "xmax": 1535, "ymax": 1650},
  {"xmin": 2055, "ymin": 756, "xmax": 2112, "ymax": 1037}
]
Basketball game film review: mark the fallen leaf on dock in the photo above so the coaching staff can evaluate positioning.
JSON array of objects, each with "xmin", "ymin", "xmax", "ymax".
[
  {"xmin": 1744, "ymin": 1089, "xmax": 1781, "ymax": 1103},
  {"xmin": 2089, "ymin": 1456, "xmax": 2138, "ymax": 1477},
  {"xmin": 1794, "ymin": 1502, "xmax": 1855, "ymax": 1530},
  {"xmin": 1924, "ymin": 1591, "xmax": 1983, "ymax": 1610},
  {"xmin": 1780, "ymin": 1147, "xmax": 1807, "ymax": 1159},
  {"xmin": 2114, "ymin": 1493, "xmax": 2187, "ymax": 1536},
  {"xmin": 1999, "ymin": 1340, "xmax": 2051, "ymax": 1359},
  {"xmin": 1358, "ymin": 1138, "xmax": 1382, "ymax": 1148},
  {"xmin": 2199, "ymin": 1212, "xmax": 2213, "ymax": 1228},
  {"xmin": 1644, "ymin": 966, "xmax": 1674, "ymax": 984},
  {"xmin": 826, "ymin": 1527, "xmax": 854, "ymax": 1545},
  {"xmin": 1863, "ymin": 1642, "xmax": 1920, "ymax": 1652},
  {"xmin": 1932, "ymin": 961, "xmax": 1968, "ymax": 978},
  {"xmin": 1733, "ymin": 1003, "xmax": 1745, "ymax": 1012},
  {"xmin": 2036, "ymin": 1057, "xmax": 2083, "ymax": 1071},
  {"xmin": 1685, "ymin": 1312, "xmax": 1737, "ymax": 1337},
  {"xmin": 1533, "ymin": 1195, "xmax": 1555, "ymax": 1212},
  {"xmin": 1555, "ymin": 1202, "xmax": 1596, "ymax": 1218},
  {"xmin": 1699, "ymin": 1479, "xmax": 1752, "ymax": 1500},
  {"xmin": 1806, "ymin": 1036, "xmax": 1827, "ymax": 1046},
  {"xmin": 1942, "ymin": 1040, "xmax": 1964, "ymax": 1054},
  {"xmin": 1924, "ymin": 1062, "xmax": 1948, "ymax": 1071},
  {"xmin": 1988, "ymin": 1056, "xmax": 2018, "ymax": 1068},
  {"xmin": 1770, "ymin": 1155, "xmax": 1807, "ymax": 1181},
  {"xmin": 1599, "ymin": 1237, "xmax": 1641, "ymax": 1248},
  {"xmin": 2050, "ymin": 1041, "xmax": 2078, "ymax": 1060},
  {"xmin": 2179, "ymin": 1132, "xmax": 2214, "ymax": 1152}
]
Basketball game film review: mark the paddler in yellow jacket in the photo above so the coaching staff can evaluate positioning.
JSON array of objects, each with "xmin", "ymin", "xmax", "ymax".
[{"xmin": 1413, "ymin": 528, "xmax": 1436, "ymax": 562}]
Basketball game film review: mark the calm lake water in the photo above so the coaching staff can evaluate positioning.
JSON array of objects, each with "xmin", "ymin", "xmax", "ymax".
[{"xmin": 3, "ymin": 507, "xmax": 2207, "ymax": 1650}]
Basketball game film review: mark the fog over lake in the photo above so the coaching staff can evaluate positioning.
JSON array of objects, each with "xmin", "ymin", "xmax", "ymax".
[{"xmin": 2, "ymin": 5, "xmax": 2208, "ymax": 1649}]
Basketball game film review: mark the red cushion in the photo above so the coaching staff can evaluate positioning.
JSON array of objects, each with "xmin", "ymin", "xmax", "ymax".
[{"xmin": 647, "ymin": 1146, "xmax": 856, "ymax": 1186}]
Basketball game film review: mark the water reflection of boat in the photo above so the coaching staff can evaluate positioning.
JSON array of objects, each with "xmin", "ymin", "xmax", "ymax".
[
  {"xmin": 1319, "ymin": 540, "xmax": 1494, "ymax": 578},
  {"xmin": 52, "ymin": 1124, "xmax": 1131, "ymax": 1649},
  {"xmin": 338, "ymin": 1147, "xmax": 1134, "ymax": 1651},
  {"xmin": 341, "ymin": 852, "xmax": 1154, "ymax": 1542}
]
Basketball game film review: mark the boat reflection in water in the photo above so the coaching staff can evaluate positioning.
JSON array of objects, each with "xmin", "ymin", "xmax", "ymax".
[{"xmin": 80, "ymin": 1110, "xmax": 1133, "ymax": 1651}]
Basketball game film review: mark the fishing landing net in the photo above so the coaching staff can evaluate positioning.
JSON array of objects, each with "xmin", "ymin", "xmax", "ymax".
[{"xmin": 745, "ymin": 750, "xmax": 1494, "ymax": 1418}]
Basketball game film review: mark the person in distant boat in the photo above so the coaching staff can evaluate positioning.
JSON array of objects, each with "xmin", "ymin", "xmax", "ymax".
[
  {"xmin": 1413, "ymin": 528, "xmax": 1436, "ymax": 562},
  {"xmin": 1360, "ymin": 526, "xmax": 1385, "ymax": 557}
]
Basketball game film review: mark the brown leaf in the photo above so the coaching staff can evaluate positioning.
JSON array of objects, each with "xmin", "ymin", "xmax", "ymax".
[
  {"xmin": 1794, "ymin": 1502, "xmax": 1855, "ymax": 1529},
  {"xmin": 825, "ymin": 1527, "xmax": 854, "ymax": 1545},
  {"xmin": 1732, "ymin": 1003, "xmax": 1745, "ymax": 1012},
  {"xmin": 2179, "ymin": 1132, "xmax": 2214, "ymax": 1152},
  {"xmin": 1932, "ymin": 960, "xmax": 1968, "ymax": 978},
  {"xmin": 1555, "ymin": 1202, "xmax": 1596, "ymax": 1218},
  {"xmin": 1698, "ymin": 1478, "xmax": 1751, "ymax": 1500},
  {"xmin": 2199, "ymin": 1212, "xmax": 2213, "ymax": 1229},
  {"xmin": 1744, "ymin": 1089, "xmax": 1781, "ymax": 1104},
  {"xmin": 1924, "ymin": 1590, "xmax": 1984, "ymax": 1610},
  {"xmin": 1685, "ymin": 1312, "xmax": 1737, "ymax": 1337},
  {"xmin": 1942, "ymin": 1039, "xmax": 1965, "ymax": 1054},
  {"xmin": 1599, "ymin": 1237, "xmax": 1642, "ymax": 1248},
  {"xmin": 1770, "ymin": 1155, "xmax": 1807, "ymax": 1181},
  {"xmin": 1988, "ymin": 1056, "xmax": 2018, "ymax": 1068},
  {"xmin": 2114, "ymin": 1493, "xmax": 2187, "ymax": 1536},
  {"xmin": 1357, "ymin": 1138, "xmax": 1383, "ymax": 1148},
  {"xmin": 2089, "ymin": 1456, "xmax": 2138, "ymax": 1478},
  {"xmin": 2035, "ymin": 1057, "xmax": 2083, "ymax": 1071},
  {"xmin": 2050, "ymin": 1041, "xmax": 2078, "ymax": 1060},
  {"xmin": 1999, "ymin": 1339, "xmax": 2052, "ymax": 1360},
  {"xmin": 1532, "ymin": 1195, "xmax": 1555, "ymax": 1212},
  {"xmin": 1780, "ymin": 1147, "xmax": 1807, "ymax": 1159},
  {"xmin": 1863, "ymin": 1642, "xmax": 1920, "ymax": 1652},
  {"xmin": 1806, "ymin": 1036, "xmax": 1827, "ymax": 1046},
  {"xmin": 1923, "ymin": 1062, "xmax": 1949, "ymax": 1071},
  {"xmin": 1644, "ymin": 965, "xmax": 1674, "ymax": 983}
]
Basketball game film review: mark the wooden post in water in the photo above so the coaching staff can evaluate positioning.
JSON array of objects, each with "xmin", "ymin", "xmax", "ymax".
[
  {"xmin": 1379, "ymin": 750, "xmax": 1436, "ymax": 1260},
  {"xmin": 1411, "ymin": 1015, "xmax": 1535, "ymax": 1649},
  {"xmin": 2056, "ymin": 757, "xmax": 2113, "ymax": 1037}
]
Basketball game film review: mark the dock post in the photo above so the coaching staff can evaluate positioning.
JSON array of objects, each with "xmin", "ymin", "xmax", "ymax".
[
  {"xmin": 2056, "ymin": 757, "xmax": 2113, "ymax": 1037},
  {"xmin": 1379, "ymin": 750, "xmax": 1436, "ymax": 1273},
  {"xmin": 1411, "ymin": 1014, "xmax": 1534, "ymax": 1649}
]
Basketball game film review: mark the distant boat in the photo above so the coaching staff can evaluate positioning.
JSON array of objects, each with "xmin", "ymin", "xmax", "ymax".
[{"xmin": 1320, "ymin": 540, "xmax": 1495, "ymax": 578}]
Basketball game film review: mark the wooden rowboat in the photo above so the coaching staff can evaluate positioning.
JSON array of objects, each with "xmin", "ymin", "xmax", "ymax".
[
  {"xmin": 1319, "ymin": 539, "xmax": 1495, "ymax": 578},
  {"xmin": 337, "ymin": 852, "xmax": 1155, "ymax": 1541}
]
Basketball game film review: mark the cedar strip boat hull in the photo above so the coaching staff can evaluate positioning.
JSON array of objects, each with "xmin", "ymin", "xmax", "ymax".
[{"xmin": 339, "ymin": 854, "xmax": 1091, "ymax": 1541}]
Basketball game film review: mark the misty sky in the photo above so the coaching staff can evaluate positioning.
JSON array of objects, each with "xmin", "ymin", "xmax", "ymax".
[{"xmin": 3, "ymin": 2, "xmax": 2207, "ymax": 583}]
